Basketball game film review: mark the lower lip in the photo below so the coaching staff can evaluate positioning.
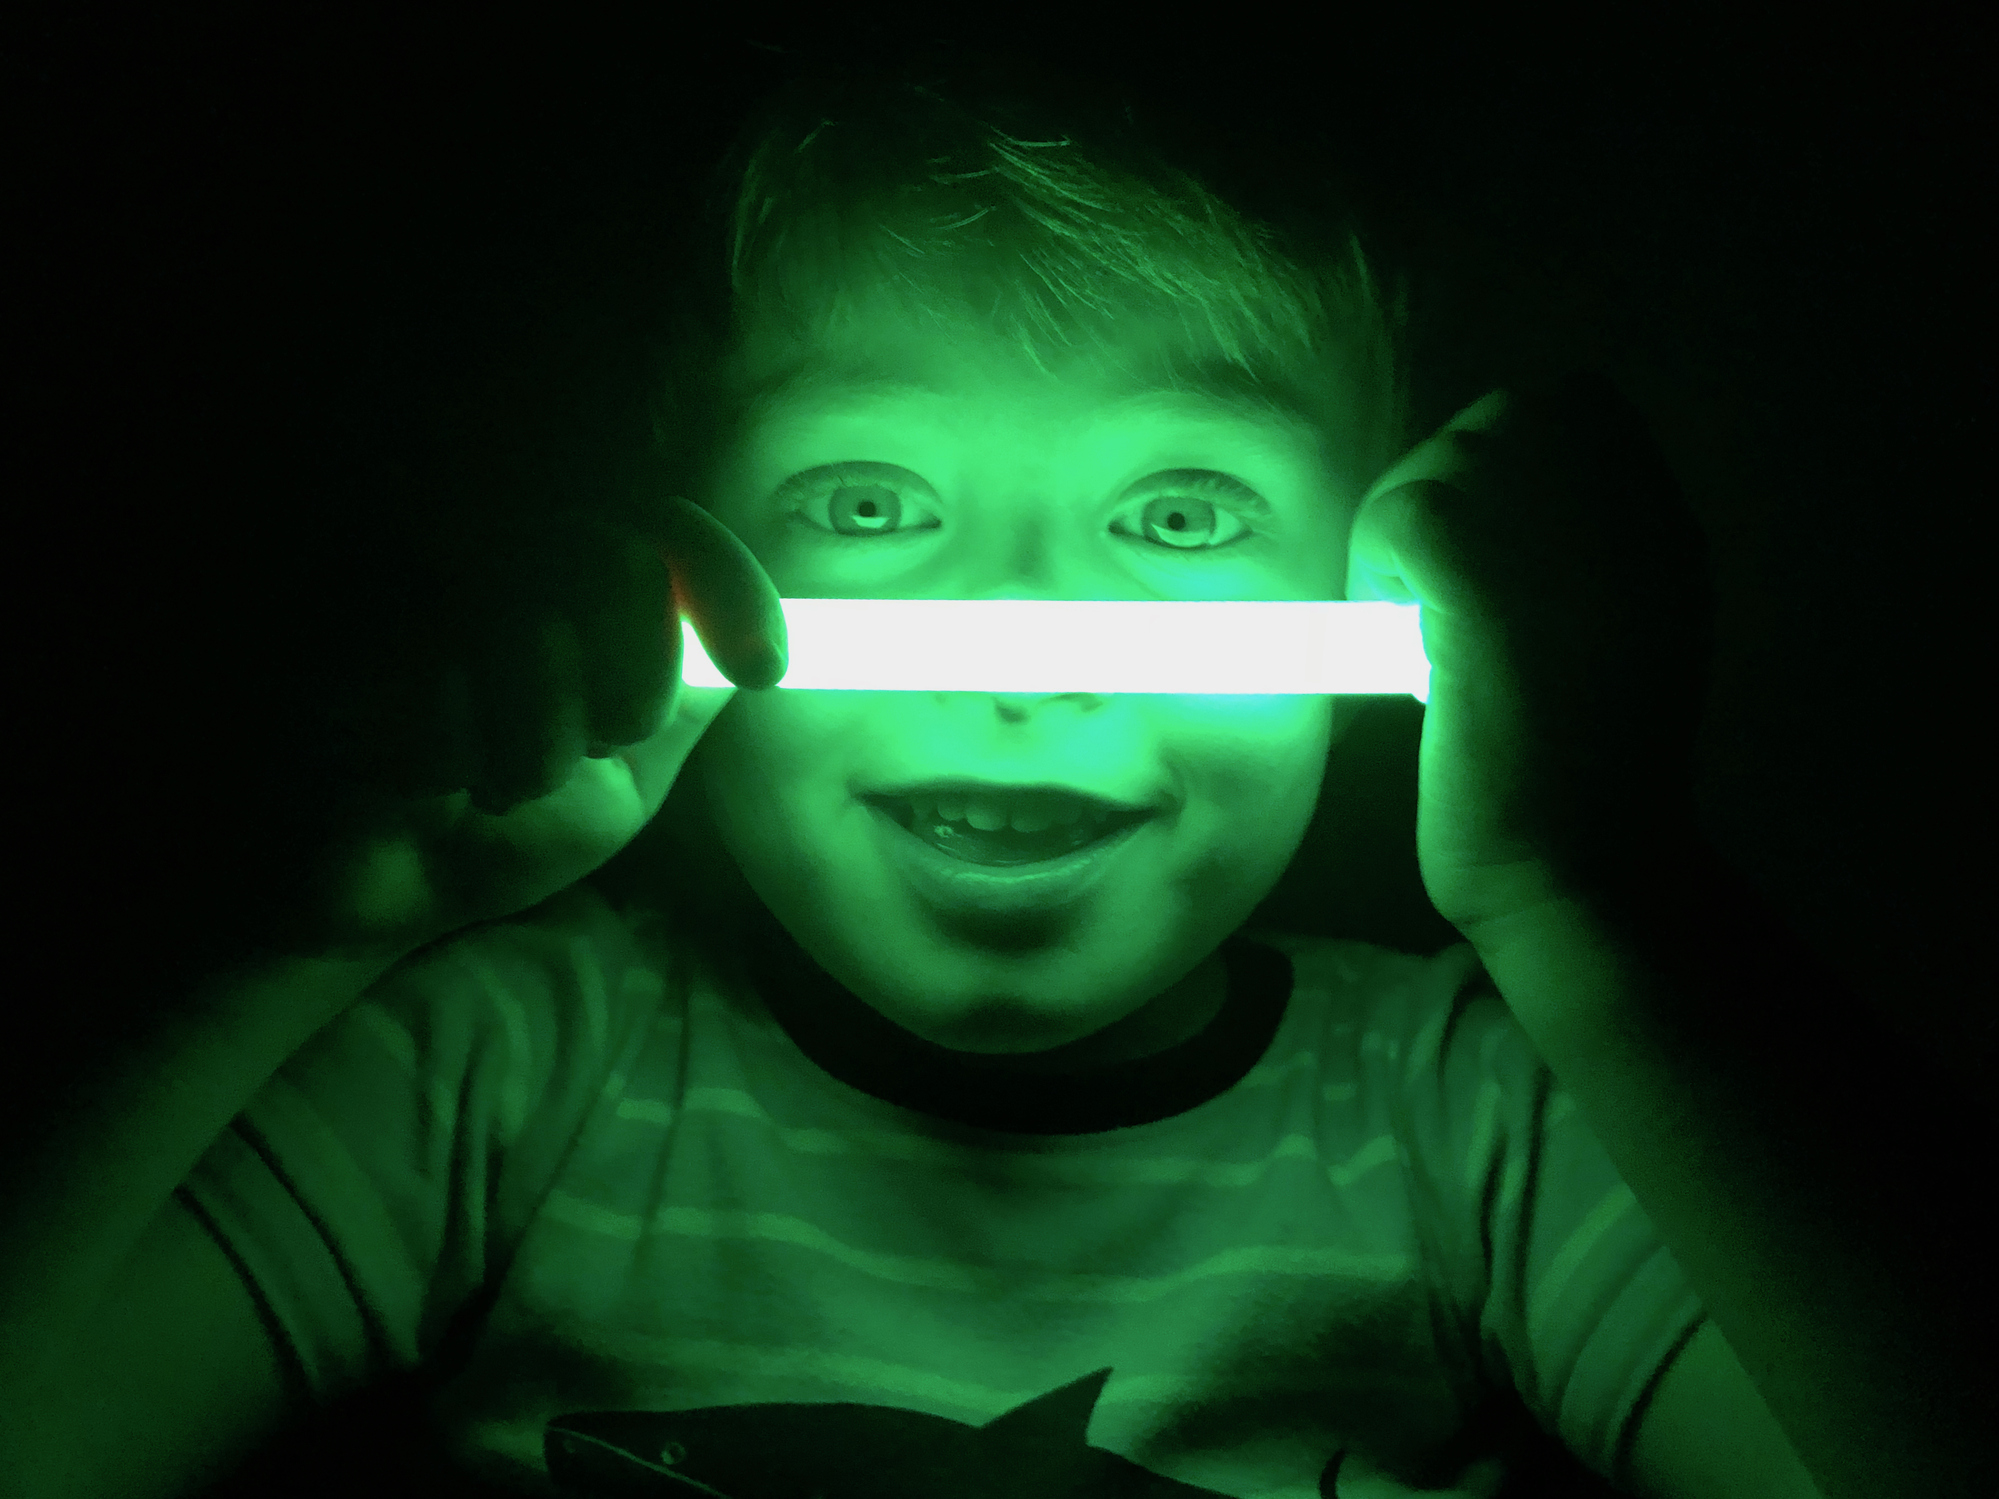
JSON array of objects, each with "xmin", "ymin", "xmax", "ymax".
[{"xmin": 867, "ymin": 804, "xmax": 1152, "ymax": 917}]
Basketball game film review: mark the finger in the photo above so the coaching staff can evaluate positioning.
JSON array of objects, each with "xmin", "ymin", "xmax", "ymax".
[
  {"xmin": 1439, "ymin": 387, "xmax": 1511, "ymax": 438},
  {"xmin": 335, "ymin": 634, "xmax": 482, "ymax": 801},
  {"xmin": 392, "ymin": 658, "xmax": 483, "ymax": 798},
  {"xmin": 658, "ymin": 497, "xmax": 788, "ymax": 690},
  {"xmin": 1344, "ymin": 481, "xmax": 1424, "ymax": 605},
  {"xmin": 1344, "ymin": 479, "xmax": 1490, "ymax": 618},
  {"xmin": 575, "ymin": 528, "xmax": 677, "ymax": 748},
  {"xmin": 1352, "ymin": 386, "xmax": 1511, "ymax": 550},
  {"xmin": 471, "ymin": 613, "xmax": 588, "ymax": 815},
  {"xmin": 614, "ymin": 681, "xmax": 737, "ymax": 815}
]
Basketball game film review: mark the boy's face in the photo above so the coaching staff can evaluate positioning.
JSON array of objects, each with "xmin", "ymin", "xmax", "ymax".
[{"xmin": 693, "ymin": 299, "xmax": 1352, "ymax": 1072}]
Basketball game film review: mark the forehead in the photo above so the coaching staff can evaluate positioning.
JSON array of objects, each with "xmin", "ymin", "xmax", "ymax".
[{"xmin": 734, "ymin": 320, "xmax": 1329, "ymax": 448}]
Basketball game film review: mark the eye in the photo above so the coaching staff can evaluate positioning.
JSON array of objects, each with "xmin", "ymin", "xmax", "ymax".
[
  {"xmin": 1117, "ymin": 474, "xmax": 1261, "ymax": 551},
  {"xmin": 781, "ymin": 463, "xmax": 939, "ymax": 539},
  {"xmin": 775, "ymin": 463, "xmax": 1265, "ymax": 550}
]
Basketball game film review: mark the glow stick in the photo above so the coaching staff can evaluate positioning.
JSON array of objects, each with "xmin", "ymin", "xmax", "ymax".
[{"xmin": 679, "ymin": 599, "xmax": 1430, "ymax": 700}]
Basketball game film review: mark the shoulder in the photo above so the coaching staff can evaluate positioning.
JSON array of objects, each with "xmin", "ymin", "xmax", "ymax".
[
  {"xmin": 1238, "ymin": 926, "xmax": 1497, "ymax": 1035},
  {"xmin": 356, "ymin": 881, "xmax": 694, "ymax": 1051},
  {"xmin": 1240, "ymin": 926, "xmax": 1547, "ymax": 1105}
]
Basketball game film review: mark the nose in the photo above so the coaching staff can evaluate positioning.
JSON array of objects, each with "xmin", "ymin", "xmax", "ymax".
[
  {"xmin": 949, "ymin": 501, "xmax": 1119, "ymax": 605},
  {"xmin": 937, "ymin": 521, "xmax": 1136, "ymax": 711},
  {"xmin": 941, "ymin": 587, "xmax": 1116, "ymax": 717},
  {"xmin": 978, "ymin": 687, "xmax": 1106, "ymax": 720}
]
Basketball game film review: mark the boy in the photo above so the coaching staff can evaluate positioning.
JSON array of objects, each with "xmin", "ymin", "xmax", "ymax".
[{"xmin": 2, "ymin": 57, "xmax": 1967, "ymax": 1499}]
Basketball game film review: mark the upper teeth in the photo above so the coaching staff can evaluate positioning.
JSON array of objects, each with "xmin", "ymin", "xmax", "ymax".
[{"xmin": 909, "ymin": 792, "xmax": 1109, "ymax": 833}]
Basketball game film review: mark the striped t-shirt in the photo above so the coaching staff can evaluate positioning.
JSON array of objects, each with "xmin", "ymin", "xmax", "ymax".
[{"xmin": 180, "ymin": 880, "xmax": 1705, "ymax": 1498}]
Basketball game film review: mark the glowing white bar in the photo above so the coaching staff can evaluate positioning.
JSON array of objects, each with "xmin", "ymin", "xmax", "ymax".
[{"xmin": 680, "ymin": 599, "xmax": 1430, "ymax": 700}]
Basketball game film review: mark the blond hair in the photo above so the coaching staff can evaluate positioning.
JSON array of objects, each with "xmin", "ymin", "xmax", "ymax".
[
  {"xmin": 650, "ymin": 54, "xmax": 1415, "ymax": 514},
  {"xmin": 598, "ymin": 58, "xmax": 1420, "ymax": 938}
]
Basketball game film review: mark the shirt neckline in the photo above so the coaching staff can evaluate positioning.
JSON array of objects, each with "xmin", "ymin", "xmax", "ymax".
[{"xmin": 736, "ymin": 899, "xmax": 1295, "ymax": 1135}]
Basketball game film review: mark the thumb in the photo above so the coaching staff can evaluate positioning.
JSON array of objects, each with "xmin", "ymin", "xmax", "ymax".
[
  {"xmin": 659, "ymin": 498, "xmax": 788, "ymax": 690},
  {"xmin": 1344, "ymin": 478, "xmax": 1499, "ymax": 630},
  {"xmin": 615, "ymin": 680, "xmax": 739, "ymax": 824}
]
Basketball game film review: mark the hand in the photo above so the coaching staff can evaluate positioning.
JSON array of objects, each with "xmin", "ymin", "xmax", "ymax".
[
  {"xmin": 285, "ymin": 497, "xmax": 787, "ymax": 963},
  {"xmin": 1345, "ymin": 368, "xmax": 1714, "ymax": 941}
]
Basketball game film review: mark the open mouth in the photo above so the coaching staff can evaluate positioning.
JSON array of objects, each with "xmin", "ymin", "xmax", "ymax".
[{"xmin": 868, "ymin": 796, "xmax": 1152, "ymax": 867}]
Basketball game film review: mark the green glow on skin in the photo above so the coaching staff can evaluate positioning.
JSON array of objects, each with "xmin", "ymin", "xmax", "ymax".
[
  {"xmin": 688, "ymin": 304, "xmax": 1371, "ymax": 1063},
  {"xmin": 682, "ymin": 599, "xmax": 1431, "ymax": 701}
]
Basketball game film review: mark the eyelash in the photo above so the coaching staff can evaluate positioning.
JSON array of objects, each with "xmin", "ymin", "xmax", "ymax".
[{"xmin": 781, "ymin": 467, "xmax": 1261, "ymax": 550}]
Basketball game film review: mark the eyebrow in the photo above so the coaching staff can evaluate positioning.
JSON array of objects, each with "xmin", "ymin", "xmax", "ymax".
[{"xmin": 745, "ymin": 353, "xmax": 1324, "ymax": 434}]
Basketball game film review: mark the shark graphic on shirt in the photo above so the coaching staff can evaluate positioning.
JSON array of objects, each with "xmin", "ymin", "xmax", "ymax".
[{"xmin": 545, "ymin": 1366, "xmax": 1349, "ymax": 1497}]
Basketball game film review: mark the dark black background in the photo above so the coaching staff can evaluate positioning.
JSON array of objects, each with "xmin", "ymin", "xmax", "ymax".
[
  {"xmin": 21, "ymin": 15, "xmax": 1993, "ymax": 1093},
  {"xmin": 12, "ymin": 13, "xmax": 1989, "ymax": 1497},
  {"xmin": 20, "ymin": 23, "xmax": 1990, "ymax": 1095}
]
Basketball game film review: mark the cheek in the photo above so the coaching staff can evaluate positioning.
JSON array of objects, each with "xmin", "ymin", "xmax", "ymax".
[
  {"xmin": 1177, "ymin": 697, "xmax": 1334, "ymax": 791},
  {"xmin": 699, "ymin": 692, "xmax": 1333, "ymax": 895},
  {"xmin": 1184, "ymin": 699, "xmax": 1332, "ymax": 837},
  {"xmin": 695, "ymin": 691, "xmax": 876, "ymax": 853}
]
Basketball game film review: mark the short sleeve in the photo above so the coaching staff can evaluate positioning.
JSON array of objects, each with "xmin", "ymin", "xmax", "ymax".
[
  {"xmin": 1387, "ymin": 945, "xmax": 1709, "ymax": 1485},
  {"xmin": 175, "ymin": 883, "xmax": 673, "ymax": 1408}
]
